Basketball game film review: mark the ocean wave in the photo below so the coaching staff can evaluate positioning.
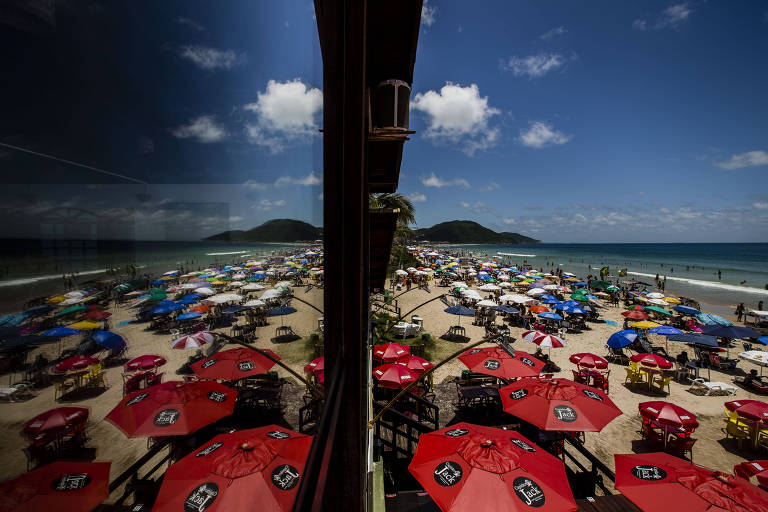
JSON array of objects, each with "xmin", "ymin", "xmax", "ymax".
[
  {"xmin": 627, "ymin": 271, "xmax": 768, "ymax": 296},
  {"xmin": 0, "ymin": 268, "xmax": 108, "ymax": 288},
  {"xmin": 205, "ymin": 251, "xmax": 249, "ymax": 256},
  {"xmin": 497, "ymin": 252, "xmax": 537, "ymax": 258}
]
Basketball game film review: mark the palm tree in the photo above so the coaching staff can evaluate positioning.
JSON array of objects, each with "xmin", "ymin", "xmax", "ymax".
[{"xmin": 369, "ymin": 193, "xmax": 415, "ymax": 227}]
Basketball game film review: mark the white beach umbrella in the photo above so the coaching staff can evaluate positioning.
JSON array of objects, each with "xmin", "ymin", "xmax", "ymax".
[
  {"xmin": 497, "ymin": 274, "xmax": 510, "ymax": 281},
  {"xmin": 180, "ymin": 283, "xmax": 199, "ymax": 289},
  {"xmin": 647, "ymin": 292, "xmax": 665, "ymax": 299},
  {"xmin": 244, "ymin": 299, "xmax": 266, "ymax": 307},
  {"xmin": 274, "ymin": 281, "xmax": 293, "ymax": 289},
  {"xmin": 59, "ymin": 297, "xmax": 83, "ymax": 306},
  {"xmin": 477, "ymin": 299, "xmax": 498, "ymax": 307},
  {"xmin": 647, "ymin": 298, "xmax": 669, "ymax": 306},
  {"xmin": 395, "ymin": 269, "xmax": 408, "ymax": 276},
  {"xmin": 543, "ymin": 284, "xmax": 559, "ymax": 291},
  {"xmin": 499, "ymin": 282, "xmax": 512, "ymax": 288},
  {"xmin": 64, "ymin": 291, "xmax": 86, "ymax": 298},
  {"xmin": 501, "ymin": 294, "xmax": 536, "ymax": 304},
  {"xmin": 242, "ymin": 283, "xmax": 265, "ymax": 291},
  {"xmin": 478, "ymin": 284, "xmax": 501, "ymax": 292},
  {"xmin": 527, "ymin": 288, "xmax": 546, "ymax": 296},
  {"xmin": 163, "ymin": 270, "xmax": 180, "ymax": 276},
  {"xmin": 739, "ymin": 351, "xmax": 768, "ymax": 367},
  {"xmin": 260, "ymin": 289, "xmax": 284, "ymax": 300},
  {"xmin": 205, "ymin": 293, "xmax": 243, "ymax": 304},
  {"xmin": 232, "ymin": 273, "xmax": 246, "ymax": 280},
  {"xmin": 194, "ymin": 287, "xmax": 215, "ymax": 296},
  {"xmin": 451, "ymin": 281, "xmax": 468, "ymax": 289},
  {"xmin": 461, "ymin": 290, "xmax": 483, "ymax": 301},
  {"xmin": 229, "ymin": 282, "xmax": 244, "ymax": 288}
]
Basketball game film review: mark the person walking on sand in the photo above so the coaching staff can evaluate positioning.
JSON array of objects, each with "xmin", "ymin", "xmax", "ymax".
[
  {"xmin": 759, "ymin": 300, "xmax": 764, "ymax": 312},
  {"xmin": 735, "ymin": 303, "xmax": 745, "ymax": 322}
]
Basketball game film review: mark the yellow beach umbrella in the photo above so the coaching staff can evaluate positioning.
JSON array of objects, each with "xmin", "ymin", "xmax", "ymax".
[
  {"xmin": 663, "ymin": 297, "xmax": 681, "ymax": 304},
  {"xmin": 630, "ymin": 320, "xmax": 662, "ymax": 330},
  {"xmin": 68, "ymin": 321, "xmax": 102, "ymax": 330},
  {"xmin": 47, "ymin": 295, "xmax": 67, "ymax": 304},
  {"xmin": 210, "ymin": 280, "xmax": 226, "ymax": 285}
]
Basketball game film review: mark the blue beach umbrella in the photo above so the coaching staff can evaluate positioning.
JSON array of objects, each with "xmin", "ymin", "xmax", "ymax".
[
  {"xmin": 150, "ymin": 302, "xmax": 185, "ymax": 316},
  {"xmin": 648, "ymin": 326, "xmax": 683, "ymax": 336},
  {"xmin": 672, "ymin": 305, "xmax": 700, "ymax": 316},
  {"xmin": 176, "ymin": 297, "xmax": 198, "ymax": 305},
  {"xmin": 573, "ymin": 281, "xmax": 588, "ymax": 287},
  {"xmin": 221, "ymin": 305, "xmax": 250, "ymax": 315},
  {"xmin": 537, "ymin": 312, "xmax": 563, "ymax": 321},
  {"xmin": 94, "ymin": 333, "xmax": 126, "ymax": 351},
  {"xmin": 667, "ymin": 333, "xmax": 718, "ymax": 348},
  {"xmin": 267, "ymin": 306, "xmax": 298, "ymax": 317},
  {"xmin": 560, "ymin": 300, "xmax": 582, "ymax": 308},
  {"xmin": 92, "ymin": 330, "xmax": 122, "ymax": 344},
  {"xmin": 757, "ymin": 336, "xmax": 768, "ymax": 346},
  {"xmin": 177, "ymin": 312, "xmax": 202, "ymax": 320},
  {"xmin": 701, "ymin": 325, "xmax": 757, "ymax": 339},
  {"xmin": 444, "ymin": 306, "xmax": 475, "ymax": 316},
  {"xmin": 541, "ymin": 298, "xmax": 561, "ymax": 305},
  {"xmin": 492, "ymin": 305, "xmax": 520, "ymax": 314},
  {"xmin": 696, "ymin": 313, "xmax": 733, "ymax": 327},
  {"xmin": 42, "ymin": 327, "xmax": 81, "ymax": 337},
  {"xmin": 607, "ymin": 330, "xmax": 638, "ymax": 348},
  {"xmin": 565, "ymin": 306, "xmax": 588, "ymax": 315}
]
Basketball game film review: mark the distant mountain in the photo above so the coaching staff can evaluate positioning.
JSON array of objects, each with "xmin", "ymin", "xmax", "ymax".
[
  {"xmin": 414, "ymin": 220, "xmax": 539, "ymax": 244},
  {"xmin": 204, "ymin": 219, "xmax": 323, "ymax": 242}
]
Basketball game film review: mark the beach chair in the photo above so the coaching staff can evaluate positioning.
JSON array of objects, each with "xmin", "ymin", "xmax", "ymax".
[
  {"xmin": 668, "ymin": 436, "xmax": 696, "ymax": 461},
  {"xmin": 674, "ymin": 362, "xmax": 692, "ymax": 382},
  {"xmin": 592, "ymin": 371, "xmax": 610, "ymax": 394},
  {"xmin": 689, "ymin": 379, "xmax": 737, "ymax": 396},
  {"xmin": 624, "ymin": 367, "xmax": 642, "ymax": 387},
  {"xmin": 709, "ymin": 353, "xmax": 738, "ymax": 371},
  {"xmin": 637, "ymin": 422, "xmax": 664, "ymax": 447},
  {"xmin": 572, "ymin": 370, "xmax": 587, "ymax": 385},
  {"xmin": 0, "ymin": 382, "xmax": 33, "ymax": 402},
  {"xmin": 652, "ymin": 375, "xmax": 673, "ymax": 395},
  {"xmin": 54, "ymin": 380, "xmax": 74, "ymax": 400},
  {"xmin": 392, "ymin": 322, "xmax": 408, "ymax": 338},
  {"xmin": 743, "ymin": 342, "xmax": 753, "ymax": 353},
  {"xmin": 724, "ymin": 420, "xmax": 750, "ymax": 448}
]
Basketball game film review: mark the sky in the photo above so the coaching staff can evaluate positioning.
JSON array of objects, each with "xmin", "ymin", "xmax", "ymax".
[{"xmin": 0, "ymin": 0, "xmax": 767, "ymax": 242}]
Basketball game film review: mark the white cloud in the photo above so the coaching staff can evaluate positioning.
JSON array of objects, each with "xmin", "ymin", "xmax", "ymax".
[
  {"xmin": 480, "ymin": 182, "xmax": 500, "ymax": 192},
  {"xmin": 228, "ymin": 216, "xmax": 243, "ymax": 223},
  {"xmin": 716, "ymin": 151, "xmax": 768, "ymax": 170},
  {"xmin": 632, "ymin": 19, "xmax": 647, "ymax": 30},
  {"xmin": 754, "ymin": 202, "xmax": 768, "ymax": 210},
  {"xmin": 421, "ymin": 0, "xmax": 436, "ymax": 26},
  {"xmin": 500, "ymin": 52, "xmax": 566, "ymax": 78},
  {"xmin": 176, "ymin": 17, "xmax": 204, "ymax": 31},
  {"xmin": 275, "ymin": 171, "xmax": 323, "ymax": 187},
  {"xmin": 519, "ymin": 121, "xmax": 572, "ymax": 148},
  {"xmin": 253, "ymin": 199, "xmax": 287, "ymax": 211},
  {"xmin": 171, "ymin": 115, "xmax": 227, "ymax": 143},
  {"xmin": 408, "ymin": 192, "xmax": 427, "ymax": 203},
  {"xmin": 179, "ymin": 45, "xmax": 242, "ymax": 70},
  {"xmin": 243, "ymin": 180, "xmax": 269, "ymax": 191},
  {"xmin": 539, "ymin": 26, "xmax": 567, "ymax": 40},
  {"xmin": 459, "ymin": 201, "xmax": 493, "ymax": 214},
  {"xmin": 659, "ymin": 3, "xmax": 691, "ymax": 27},
  {"xmin": 410, "ymin": 83, "xmax": 501, "ymax": 156},
  {"xmin": 503, "ymin": 217, "xmax": 515, "ymax": 225},
  {"xmin": 420, "ymin": 172, "xmax": 470, "ymax": 189},
  {"xmin": 244, "ymin": 79, "xmax": 322, "ymax": 153}
]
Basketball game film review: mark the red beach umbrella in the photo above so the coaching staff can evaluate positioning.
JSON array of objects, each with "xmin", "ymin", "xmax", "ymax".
[
  {"xmin": 373, "ymin": 363, "xmax": 420, "ymax": 389},
  {"xmin": 458, "ymin": 346, "xmax": 544, "ymax": 380},
  {"xmin": 528, "ymin": 334, "xmax": 566, "ymax": 349},
  {"xmin": 190, "ymin": 305, "xmax": 211, "ymax": 314},
  {"xmin": 500, "ymin": 378, "xmax": 622, "ymax": 432},
  {"xmin": 614, "ymin": 452, "xmax": 768, "ymax": 512},
  {"xmin": 725, "ymin": 400, "xmax": 768, "ymax": 423},
  {"xmin": 522, "ymin": 330, "xmax": 547, "ymax": 342},
  {"xmin": 0, "ymin": 461, "xmax": 110, "ymax": 512},
  {"xmin": 397, "ymin": 355, "xmax": 434, "ymax": 374},
  {"xmin": 569, "ymin": 353, "xmax": 609, "ymax": 369},
  {"xmin": 105, "ymin": 381, "xmax": 236, "ymax": 438},
  {"xmin": 622, "ymin": 310, "xmax": 650, "ymax": 320},
  {"xmin": 408, "ymin": 422, "xmax": 577, "ymax": 512},
  {"xmin": 528, "ymin": 305, "xmax": 550, "ymax": 314},
  {"xmin": 630, "ymin": 353, "xmax": 674, "ymax": 370},
  {"xmin": 152, "ymin": 426, "xmax": 313, "ymax": 512},
  {"xmin": 372, "ymin": 342, "xmax": 410, "ymax": 362},
  {"xmin": 124, "ymin": 354, "xmax": 167, "ymax": 372},
  {"xmin": 22, "ymin": 407, "xmax": 89, "ymax": 445},
  {"xmin": 54, "ymin": 355, "xmax": 99, "ymax": 372},
  {"xmin": 170, "ymin": 331, "xmax": 215, "ymax": 350},
  {"xmin": 190, "ymin": 347, "xmax": 280, "ymax": 381},
  {"xmin": 639, "ymin": 401, "xmax": 699, "ymax": 432},
  {"xmin": 734, "ymin": 460, "xmax": 768, "ymax": 488},
  {"xmin": 304, "ymin": 357, "xmax": 324, "ymax": 385},
  {"xmin": 83, "ymin": 310, "xmax": 111, "ymax": 321}
]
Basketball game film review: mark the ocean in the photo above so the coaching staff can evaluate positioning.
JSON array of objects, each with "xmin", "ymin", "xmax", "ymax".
[
  {"xmin": 0, "ymin": 240, "xmax": 765, "ymax": 316},
  {"xmin": 0, "ymin": 239, "xmax": 299, "ymax": 312},
  {"xmin": 442, "ymin": 243, "xmax": 768, "ymax": 315}
]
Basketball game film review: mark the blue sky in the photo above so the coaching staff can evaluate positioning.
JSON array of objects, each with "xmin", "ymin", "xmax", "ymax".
[{"xmin": 0, "ymin": 1, "xmax": 766, "ymax": 242}]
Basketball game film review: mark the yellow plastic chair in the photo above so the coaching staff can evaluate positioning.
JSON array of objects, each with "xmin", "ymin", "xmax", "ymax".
[
  {"xmin": 624, "ymin": 367, "xmax": 640, "ymax": 386},
  {"xmin": 653, "ymin": 375, "xmax": 673, "ymax": 395},
  {"xmin": 725, "ymin": 420, "xmax": 750, "ymax": 448}
]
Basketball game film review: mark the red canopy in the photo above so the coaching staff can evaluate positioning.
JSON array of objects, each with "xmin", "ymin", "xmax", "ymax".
[
  {"xmin": 408, "ymin": 422, "xmax": 577, "ymax": 511},
  {"xmin": 22, "ymin": 407, "xmax": 89, "ymax": 445},
  {"xmin": 190, "ymin": 305, "xmax": 211, "ymax": 313},
  {"xmin": 734, "ymin": 460, "xmax": 768, "ymax": 488},
  {"xmin": 569, "ymin": 353, "xmax": 609, "ymax": 370},
  {"xmin": 54, "ymin": 355, "xmax": 99, "ymax": 372},
  {"xmin": 459, "ymin": 347, "xmax": 544, "ymax": 380},
  {"xmin": 152, "ymin": 426, "xmax": 313, "ymax": 512},
  {"xmin": 725, "ymin": 400, "xmax": 768, "ymax": 423},
  {"xmin": 372, "ymin": 342, "xmax": 410, "ymax": 362},
  {"xmin": 615, "ymin": 452, "xmax": 768, "ymax": 512},
  {"xmin": 529, "ymin": 305, "xmax": 550, "ymax": 314},
  {"xmin": 190, "ymin": 347, "xmax": 280, "ymax": 381},
  {"xmin": 500, "ymin": 378, "xmax": 622, "ymax": 432},
  {"xmin": 83, "ymin": 310, "xmax": 111, "ymax": 321},
  {"xmin": 373, "ymin": 363, "xmax": 420, "ymax": 389},
  {"xmin": 630, "ymin": 353, "xmax": 674, "ymax": 370},
  {"xmin": 303, "ymin": 357, "xmax": 324, "ymax": 385},
  {"xmin": 639, "ymin": 401, "xmax": 699, "ymax": 431},
  {"xmin": 124, "ymin": 354, "xmax": 167, "ymax": 372},
  {"xmin": 0, "ymin": 461, "xmax": 110, "ymax": 512},
  {"xmin": 622, "ymin": 310, "xmax": 650, "ymax": 320},
  {"xmin": 396, "ymin": 355, "xmax": 434, "ymax": 374},
  {"xmin": 105, "ymin": 381, "xmax": 236, "ymax": 438}
]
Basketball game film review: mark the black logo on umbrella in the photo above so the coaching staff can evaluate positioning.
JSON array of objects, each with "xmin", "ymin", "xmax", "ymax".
[
  {"xmin": 433, "ymin": 461, "xmax": 463, "ymax": 486},
  {"xmin": 51, "ymin": 473, "xmax": 91, "ymax": 491},
  {"xmin": 484, "ymin": 359, "xmax": 501, "ymax": 371},
  {"xmin": 467, "ymin": 349, "xmax": 482, "ymax": 354},
  {"xmin": 509, "ymin": 389, "xmax": 529, "ymax": 400},
  {"xmin": 444, "ymin": 428, "xmax": 469, "ymax": 437},
  {"xmin": 153, "ymin": 409, "xmax": 180, "ymax": 426},
  {"xmin": 520, "ymin": 357, "xmax": 535, "ymax": 367},
  {"xmin": 238, "ymin": 361, "xmax": 255, "ymax": 371},
  {"xmin": 267, "ymin": 430, "xmax": 291, "ymax": 439},
  {"xmin": 196, "ymin": 442, "xmax": 224, "ymax": 457},
  {"xmin": 201, "ymin": 359, "xmax": 216, "ymax": 369},
  {"xmin": 207, "ymin": 391, "xmax": 227, "ymax": 403},
  {"xmin": 184, "ymin": 482, "xmax": 219, "ymax": 511},
  {"xmin": 582, "ymin": 389, "xmax": 604, "ymax": 402},
  {"xmin": 631, "ymin": 465, "xmax": 667, "ymax": 481},
  {"xmin": 272, "ymin": 464, "xmax": 300, "ymax": 490},
  {"xmin": 513, "ymin": 477, "xmax": 545, "ymax": 507},
  {"xmin": 126, "ymin": 392, "xmax": 149, "ymax": 406},
  {"xmin": 510, "ymin": 438, "xmax": 536, "ymax": 452},
  {"xmin": 553, "ymin": 405, "xmax": 578, "ymax": 422}
]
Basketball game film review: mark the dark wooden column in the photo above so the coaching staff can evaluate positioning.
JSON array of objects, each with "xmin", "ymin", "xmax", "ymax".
[{"xmin": 295, "ymin": 0, "xmax": 368, "ymax": 510}]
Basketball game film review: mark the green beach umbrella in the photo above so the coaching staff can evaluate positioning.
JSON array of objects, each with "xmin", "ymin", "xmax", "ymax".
[
  {"xmin": 147, "ymin": 288, "xmax": 167, "ymax": 301},
  {"xmin": 55, "ymin": 305, "xmax": 87, "ymax": 317},
  {"xmin": 589, "ymin": 280, "xmax": 612, "ymax": 291},
  {"xmin": 606, "ymin": 285, "xmax": 620, "ymax": 292},
  {"xmin": 645, "ymin": 305, "xmax": 673, "ymax": 317}
]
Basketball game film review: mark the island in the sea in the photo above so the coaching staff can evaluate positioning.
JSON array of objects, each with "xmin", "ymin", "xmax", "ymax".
[
  {"xmin": 415, "ymin": 220, "xmax": 540, "ymax": 244},
  {"xmin": 204, "ymin": 219, "xmax": 323, "ymax": 243}
]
